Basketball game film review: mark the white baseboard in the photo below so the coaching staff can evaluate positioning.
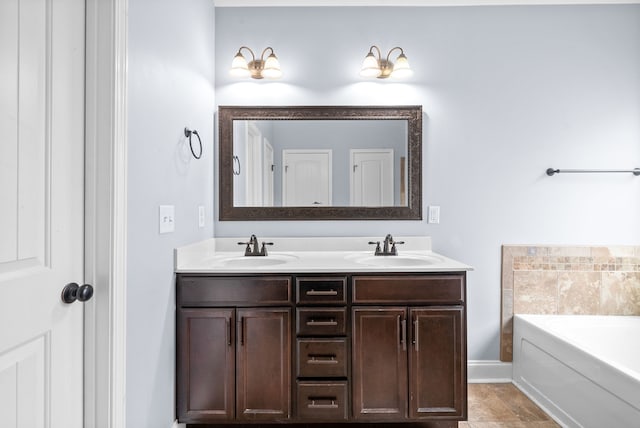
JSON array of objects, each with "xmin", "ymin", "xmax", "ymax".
[
  {"xmin": 468, "ymin": 360, "xmax": 512, "ymax": 383},
  {"xmin": 172, "ymin": 421, "xmax": 186, "ymax": 428}
]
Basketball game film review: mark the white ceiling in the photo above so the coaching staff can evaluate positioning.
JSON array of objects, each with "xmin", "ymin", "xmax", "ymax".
[{"xmin": 213, "ymin": 0, "xmax": 640, "ymax": 6}]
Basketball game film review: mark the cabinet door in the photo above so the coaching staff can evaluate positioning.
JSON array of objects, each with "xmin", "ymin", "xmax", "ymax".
[
  {"xmin": 352, "ymin": 307, "xmax": 408, "ymax": 420},
  {"xmin": 409, "ymin": 307, "xmax": 466, "ymax": 419},
  {"xmin": 236, "ymin": 308, "xmax": 291, "ymax": 421},
  {"xmin": 177, "ymin": 308, "xmax": 235, "ymax": 423}
]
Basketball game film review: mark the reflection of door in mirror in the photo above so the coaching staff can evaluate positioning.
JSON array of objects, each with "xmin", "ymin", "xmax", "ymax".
[
  {"xmin": 282, "ymin": 150, "xmax": 332, "ymax": 207},
  {"xmin": 350, "ymin": 149, "xmax": 394, "ymax": 206},
  {"xmin": 246, "ymin": 123, "xmax": 262, "ymax": 206},
  {"xmin": 233, "ymin": 121, "xmax": 274, "ymax": 207}
]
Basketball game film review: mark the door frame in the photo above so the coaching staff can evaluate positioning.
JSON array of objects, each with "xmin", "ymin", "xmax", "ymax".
[{"xmin": 84, "ymin": 0, "xmax": 128, "ymax": 427}]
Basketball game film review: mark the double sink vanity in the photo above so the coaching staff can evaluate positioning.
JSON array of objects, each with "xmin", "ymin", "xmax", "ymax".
[{"xmin": 175, "ymin": 235, "xmax": 472, "ymax": 428}]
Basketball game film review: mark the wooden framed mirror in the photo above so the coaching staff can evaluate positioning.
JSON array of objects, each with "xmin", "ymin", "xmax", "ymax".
[{"xmin": 218, "ymin": 105, "xmax": 422, "ymax": 221}]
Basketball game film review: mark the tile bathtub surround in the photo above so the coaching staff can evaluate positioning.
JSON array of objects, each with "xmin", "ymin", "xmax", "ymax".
[{"xmin": 500, "ymin": 245, "xmax": 640, "ymax": 361}]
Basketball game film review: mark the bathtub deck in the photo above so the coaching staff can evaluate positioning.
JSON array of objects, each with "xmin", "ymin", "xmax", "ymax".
[{"xmin": 459, "ymin": 383, "xmax": 560, "ymax": 428}]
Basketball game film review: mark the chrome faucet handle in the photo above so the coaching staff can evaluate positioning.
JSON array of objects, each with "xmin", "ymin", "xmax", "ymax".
[
  {"xmin": 238, "ymin": 234, "xmax": 258, "ymax": 246},
  {"xmin": 237, "ymin": 241, "xmax": 252, "ymax": 256},
  {"xmin": 368, "ymin": 241, "xmax": 382, "ymax": 255},
  {"xmin": 260, "ymin": 242, "xmax": 274, "ymax": 256},
  {"xmin": 391, "ymin": 241, "xmax": 405, "ymax": 255}
]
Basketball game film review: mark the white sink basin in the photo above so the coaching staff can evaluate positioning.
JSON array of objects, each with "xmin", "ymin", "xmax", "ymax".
[
  {"xmin": 350, "ymin": 254, "xmax": 445, "ymax": 267},
  {"xmin": 218, "ymin": 254, "xmax": 298, "ymax": 268}
]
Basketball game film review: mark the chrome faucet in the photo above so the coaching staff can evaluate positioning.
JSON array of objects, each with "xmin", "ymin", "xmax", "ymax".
[
  {"xmin": 238, "ymin": 234, "xmax": 273, "ymax": 256},
  {"xmin": 369, "ymin": 234, "xmax": 405, "ymax": 256}
]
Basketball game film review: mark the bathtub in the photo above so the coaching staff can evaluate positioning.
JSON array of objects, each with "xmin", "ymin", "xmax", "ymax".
[{"xmin": 513, "ymin": 314, "xmax": 640, "ymax": 428}]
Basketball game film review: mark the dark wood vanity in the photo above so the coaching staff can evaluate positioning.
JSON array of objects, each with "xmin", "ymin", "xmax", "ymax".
[{"xmin": 176, "ymin": 271, "xmax": 467, "ymax": 427}]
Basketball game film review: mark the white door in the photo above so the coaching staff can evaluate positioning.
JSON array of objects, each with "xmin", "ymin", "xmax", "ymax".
[
  {"xmin": 0, "ymin": 1, "xmax": 85, "ymax": 427},
  {"xmin": 263, "ymin": 139, "xmax": 274, "ymax": 207},
  {"xmin": 350, "ymin": 149, "xmax": 394, "ymax": 206},
  {"xmin": 282, "ymin": 150, "xmax": 332, "ymax": 206},
  {"xmin": 245, "ymin": 123, "xmax": 263, "ymax": 206}
]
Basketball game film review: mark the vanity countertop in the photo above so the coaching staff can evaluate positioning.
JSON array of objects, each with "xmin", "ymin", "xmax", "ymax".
[{"xmin": 175, "ymin": 236, "xmax": 472, "ymax": 274}]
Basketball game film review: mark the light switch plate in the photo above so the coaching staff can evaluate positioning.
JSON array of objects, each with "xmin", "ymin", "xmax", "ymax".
[
  {"xmin": 428, "ymin": 205, "xmax": 440, "ymax": 224},
  {"xmin": 159, "ymin": 205, "xmax": 175, "ymax": 234}
]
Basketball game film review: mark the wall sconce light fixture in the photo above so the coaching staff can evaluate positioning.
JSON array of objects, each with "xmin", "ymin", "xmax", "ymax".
[
  {"xmin": 230, "ymin": 46, "xmax": 282, "ymax": 80},
  {"xmin": 360, "ymin": 45, "xmax": 413, "ymax": 79}
]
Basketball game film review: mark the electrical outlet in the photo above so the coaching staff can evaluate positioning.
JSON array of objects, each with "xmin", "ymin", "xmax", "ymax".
[
  {"xmin": 159, "ymin": 205, "xmax": 175, "ymax": 234},
  {"xmin": 198, "ymin": 205, "xmax": 205, "ymax": 228},
  {"xmin": 428, "ymin": 205, "xmax": 440, "ymax": 224}
]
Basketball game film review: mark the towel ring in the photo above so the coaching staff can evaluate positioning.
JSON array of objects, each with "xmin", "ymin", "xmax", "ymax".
[
  {"xmin": 184, "ymin": 127, "xmax": 202, "ymax": 159},
  {"xmin": 233, "ymin": 155, "xmax": 241, "ymax": 176}
]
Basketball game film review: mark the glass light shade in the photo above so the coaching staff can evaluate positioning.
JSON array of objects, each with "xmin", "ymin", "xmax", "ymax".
[
  {"xmin": 359, "ymin": 52, "xmax": 381, "ymax": 77},
  {"xmin": 262, "ymin": 53, "xmax": 282, "ymax": 79},
  {"xmin": 391, "ymin": 53, "xmax": 413, "ymax": 78},
  {"xmin": 230, "ymin": 52, "xmax": 250, "ymax": 77}
]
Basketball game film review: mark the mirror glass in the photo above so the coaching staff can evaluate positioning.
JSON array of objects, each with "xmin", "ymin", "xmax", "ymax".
[{"xmin": 219, "ymin": 106, "xmax": 422, "ymax": 221}]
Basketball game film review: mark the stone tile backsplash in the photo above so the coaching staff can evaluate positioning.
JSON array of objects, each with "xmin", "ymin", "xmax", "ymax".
[{"xmin": 501, "ymin": 245, "xmax": 640, "ymax": 361}]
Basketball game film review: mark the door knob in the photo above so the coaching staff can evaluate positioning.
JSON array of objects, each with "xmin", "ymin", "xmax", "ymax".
[{"xmin": 61, "ymin": 282, "xmax": 94, "ymax": 304}]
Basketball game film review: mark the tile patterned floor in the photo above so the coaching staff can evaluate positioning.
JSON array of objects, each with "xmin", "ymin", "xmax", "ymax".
[{"xmin": 459, "ymin": 383, "xmax": 560, "ymax": 428}]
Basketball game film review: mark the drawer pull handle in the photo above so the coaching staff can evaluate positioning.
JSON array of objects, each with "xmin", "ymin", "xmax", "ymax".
[
  {"xmin": 306, "ymin": 318, "xmax": 337, "ymax": 326},
  {"xmin": 306, "ymin": 289, "xmax": 338, "ymax": 296},
  {"xmin": 308, "ymin": 354, "xmax": 338, "ymax": 364},
  {"xmin": 308, "ymin": 396, "xmax": 338, "ymax": 409}
]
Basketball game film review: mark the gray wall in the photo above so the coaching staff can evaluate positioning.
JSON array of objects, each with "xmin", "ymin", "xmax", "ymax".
[
  {"xmin": 215, "ymin": 6, "xmax": 640, "ymax": 360},
  {"xmin": 127, "ymin": 0, "xmax": 215, "ymax": 427}
]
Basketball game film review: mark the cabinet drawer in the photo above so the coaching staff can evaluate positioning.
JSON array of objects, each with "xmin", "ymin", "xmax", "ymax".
[
  {"xmin": 296, "ymin": 277, "xmax": 346, "ymax": 305},
  {"xmin": 178, "ymin": 276, "xmax": 291, "ymax": 306},
  {"xmin": 296, "ymin": 381, "xmax": 348, "ymax": 420},
  {"xmin": 297, "ymin": 339, "xmax": 347, "ymax": 378},
  {"xmin": 352, "ymin": 275, "xmax": 465, "ymax": 304},
  {"xmin": 296, "ymin": 308, "xmax": 346, "ymax": 336}
]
